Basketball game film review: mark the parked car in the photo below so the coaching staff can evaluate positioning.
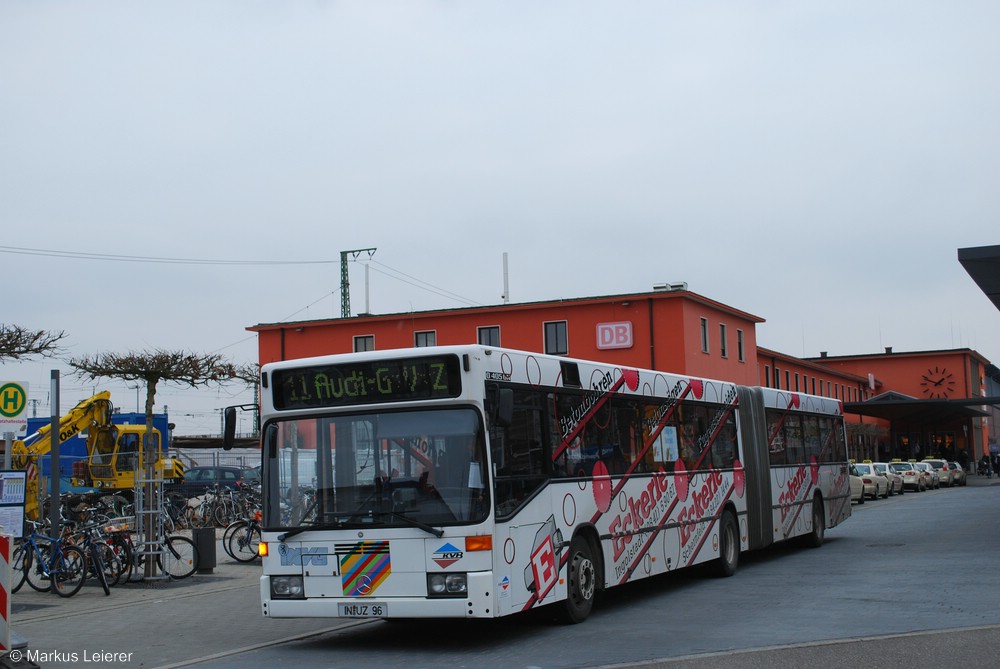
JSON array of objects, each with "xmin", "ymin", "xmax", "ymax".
[
  {"xmin": 948, "ymin": 461, "xmax": 968, "ymax": 487},
  {"xmin": 873, "ymin": 462, "xmax": 904, "ymax": 495},
  {"xmin": 853, "ymin": 461, "xmax": 888, "ymax": 499},
  {"xmin": 890, "ymin": 460, "xmax": 925, "ymax": 492},
  {"xmin": 913, "ymin": 461, "xmax": 940, "ymax": 489},
  {"xmin": 165, "ymin": 465, "xmax": 261, "ymax": 497},
  {"xmin": 849, "ymin": 464, "xmax": 865, "ymax": 504},
  {"xmin": 922, "ymin": 458, "xmax": 953, "ymax": 487}
]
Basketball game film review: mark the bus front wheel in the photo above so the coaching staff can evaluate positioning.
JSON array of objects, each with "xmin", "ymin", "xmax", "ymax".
[{"xmin": 559, "ymin": 536, "xmax": 596, "ymax": 624}]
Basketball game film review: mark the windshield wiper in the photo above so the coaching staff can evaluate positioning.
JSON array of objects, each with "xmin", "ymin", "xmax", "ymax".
[
  {"xmin": 375, "ymin": 510, "xmax": 444, "ymax": 537},
  {"xmin": 278, "ymin": 522, "xmax": 349, "ymax": 541}
]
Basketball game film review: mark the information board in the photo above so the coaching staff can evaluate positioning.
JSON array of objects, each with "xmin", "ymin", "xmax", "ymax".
[{"xmin": 0, "ymin": 471, "xmax": 27, "ymax": 539}]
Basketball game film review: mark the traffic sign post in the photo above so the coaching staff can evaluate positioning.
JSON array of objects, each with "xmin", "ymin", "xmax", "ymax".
[{"xmin": 0, "ymin": 383, "xmax": 29, "ymax": 471}]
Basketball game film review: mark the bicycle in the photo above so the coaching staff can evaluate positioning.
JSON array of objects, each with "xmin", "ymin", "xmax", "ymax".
[
  {"xmin": 162, "ymin": 493, "xmax": 191, "ymax": 533},
  {"xmin": 100, "ymin": 521, "xmax": 135, "ymax": 584},
  {"xmin": 10, "ymin": 535, "xmax": 30, "ymax": 594},
  {"xmin": 66, "ymin": 522, "xmax": 124, "ymax": 594},
  {"xmin": 20, "ymin": 525, "xmax": 88, "ymax": 597},
  {"xmin": 224, "ymin": 510, "xmax": 262, "ymax": 563},
  {"xmin": 184, "ymin": 493, "xmax": 217, "ymax": 529},
  {"xmin": 133, "ymin": 533, "xmax": 200, "ymax": 580}
]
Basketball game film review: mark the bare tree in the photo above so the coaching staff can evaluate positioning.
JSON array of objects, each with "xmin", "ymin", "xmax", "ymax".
[
  {"xmin": 69, "ymin": 348, "xmax": 246, "ymax": 578},
  {"xmin": 227, "ymin": 362, "xmax": 260, "ymax": 386},
  {"xmin": 69, "ymin": 349, "xmax": 241, "ymax": 417},
  {"xmin": 0, "ymin": 324, "xmax": 67, "ymax": 361},
  {"xmin": 227, "ymin": 362, "xmax": 261, "ymax": 437}
]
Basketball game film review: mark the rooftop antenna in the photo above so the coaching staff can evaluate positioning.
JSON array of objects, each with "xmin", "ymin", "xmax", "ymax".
[
  {"xmin": 502, "ymin": 252, "xmax": 510, "ymax": 304},
  {"xmin": 340, "ymin": 247, "xmax": 377, "ymax": 318}
]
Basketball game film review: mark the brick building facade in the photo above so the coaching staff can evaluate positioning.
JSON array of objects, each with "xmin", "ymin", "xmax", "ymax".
[{"xmin": 248, "ymin": 286, "xmax": 995, "ymax": 464}]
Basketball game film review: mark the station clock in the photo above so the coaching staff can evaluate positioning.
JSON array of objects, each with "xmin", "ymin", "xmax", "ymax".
[{"xmin": 920, "ymin": 366, "xmax": 956, "ymax": 399}]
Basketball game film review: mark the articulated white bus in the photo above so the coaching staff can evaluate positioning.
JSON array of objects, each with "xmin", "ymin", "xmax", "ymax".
[{"xmin": 227, "ymin": 345, "xmax": 850, "ymax": 623}]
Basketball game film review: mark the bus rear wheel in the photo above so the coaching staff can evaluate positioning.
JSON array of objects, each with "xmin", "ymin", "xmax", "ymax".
[
  {"xmin": 714, "ymin": 510, "xmax": 739, "ymax": 577},
  {"xmin": 803, "ymin": 496, "xmax": 825, "ymax": 548},
  {"xmin": 559, "ymin": 536, "xmax": 596, "ymax": 624}
]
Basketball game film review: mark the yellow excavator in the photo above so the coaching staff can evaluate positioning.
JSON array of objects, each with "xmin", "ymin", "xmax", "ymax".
[{"xmin": 11, "ymin": 391, "xmax": 185, "ymax": 519}]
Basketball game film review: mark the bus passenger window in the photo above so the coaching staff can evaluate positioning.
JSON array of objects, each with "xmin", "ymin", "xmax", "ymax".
[
  {"xmin": 785, "ymin": 415, "xmax": 805, "ymax": 465},
  {"xmin": 711, "ymin": 415, "xmax": 737, "ymax": 469},
  {"xmin": 767, "ymin": 413, "xmax": 786, "ymax": 466}
]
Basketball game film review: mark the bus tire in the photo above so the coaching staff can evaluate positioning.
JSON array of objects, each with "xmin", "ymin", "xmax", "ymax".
[
  {"xmin": 714, "ymin": 510, "xmax": 739, "ymax": 577},
  {"xmin": 803, "ymin": 496, "xmax": 825, "ymax": 548},
  {"xmin": 559, "ymin": 536, "xmax": 597, "ymax": 624}
]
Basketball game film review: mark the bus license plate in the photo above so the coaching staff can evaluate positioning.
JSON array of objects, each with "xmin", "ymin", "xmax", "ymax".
[{"xmin": 338, "ymin": 602, "xmax": 388, "ymax": 618}]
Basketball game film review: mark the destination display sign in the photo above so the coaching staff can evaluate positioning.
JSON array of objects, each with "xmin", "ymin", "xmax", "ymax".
[{"xmin": 272, "ymin": 354, "xmax": 462, "ymax": 410}]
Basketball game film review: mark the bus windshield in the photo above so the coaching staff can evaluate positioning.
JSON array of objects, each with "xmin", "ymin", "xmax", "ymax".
[{"xmin": 264, "ymin": 407, "xmax": 490, "ymax": 531}]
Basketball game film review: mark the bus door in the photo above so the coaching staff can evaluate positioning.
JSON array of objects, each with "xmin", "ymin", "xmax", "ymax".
[
  {"xmin": 736, "ymin": 386, "xmax": 773, "ymax": 550},
  {"xmin": 495, "ymin": 513, "xmax": 563, "ymax": 615}
]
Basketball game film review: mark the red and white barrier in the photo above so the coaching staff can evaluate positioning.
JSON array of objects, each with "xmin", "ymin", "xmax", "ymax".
[{"xmin": 0, "ymin": 534, "xmax": 10, "ymax": 652}]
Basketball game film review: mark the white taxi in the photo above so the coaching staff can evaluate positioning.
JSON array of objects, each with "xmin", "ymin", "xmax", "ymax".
[
  {"xmin": 914, "ymin": 461, "xmax": 940, "ymax": 489},
  {"xmin": 853, "ymin": 461, "xmax": 889, "ymax": 499},
  {"xmin": 949, "ymin": 462, "xmax": 968, "ymax": 487},
  {"xmin": 889, "ymin": 460, "xmax": 925, "ymax": 492},
  {"xmin": 849, "ymin": 463, "xmax": 866, "ymax": 504},
  {"xmin": 922, "ymin": 458, "xmax": 953, "ymax": 487},
  {"xmin": 873, "ymin": 462, "xmax": 903, "ymax": 495}
]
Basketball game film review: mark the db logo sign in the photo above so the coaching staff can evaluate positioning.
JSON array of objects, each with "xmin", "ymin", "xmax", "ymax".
[{"xmin": 596, "ymin": 322, "xmax": 633, "ymax": 350}]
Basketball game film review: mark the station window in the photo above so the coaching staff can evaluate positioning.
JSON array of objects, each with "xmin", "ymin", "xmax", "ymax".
[
  {"xmin": 414, "ymin": 331, "xmax": 437, "ymax": 347},
  {"xmin": 719, "ymin": 324, "xmax": 728, "ymax": 358},
  {"xmin": 478, "ymin": 326, "xmax": 500, "ymax": 347},
  {"xmin": 700, "ymin": 318, "xmax": 710, "ymax": 353},
  {"xmin": 544, "ymin": 321, "xmax": 568, "ymax": 356},
  {"xmin": 764, "ymin": 365, "xmax": 771, "ymax": 388},
  {"xmin": 353, "ymin": 335, "xmax": 374, "ymax": 352},
  {"xmin": 737, "ymin": 329, "xmax": 745, "ymax": 362}
]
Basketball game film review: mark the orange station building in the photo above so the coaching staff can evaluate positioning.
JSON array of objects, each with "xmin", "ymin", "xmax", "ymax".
[{"xmin": 249, "ymin": 285, "xmax": 999, "ymax": 466}]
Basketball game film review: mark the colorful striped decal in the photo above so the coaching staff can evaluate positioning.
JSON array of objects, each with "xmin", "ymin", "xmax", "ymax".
[{"xmin": 339, "ymin": 541, "xmax": 391, "ymax": 597}]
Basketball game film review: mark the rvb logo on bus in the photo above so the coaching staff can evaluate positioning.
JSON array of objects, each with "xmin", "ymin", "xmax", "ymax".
[{"xmin": 596, "ymin": 322, "xmax": 633, "ymax": 350}]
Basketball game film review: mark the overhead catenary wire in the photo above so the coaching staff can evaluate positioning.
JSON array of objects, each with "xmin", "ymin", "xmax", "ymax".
[
  {"xmin": 369, "ymin": 260, "xmax": 481, "ymax": 307},
  {"xmin": 0, "ymin": 245, "xmax": 481, "ymax": 307},
  {"xmin": 0, "ymin": 245, "xmax": 336, "ymax": 265},
  {"xmin": 1, "ymin": 244, "xmax": 490, "ymax": 403}
]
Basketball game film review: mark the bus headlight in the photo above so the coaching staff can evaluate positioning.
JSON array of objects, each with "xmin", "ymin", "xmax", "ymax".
[
  {"xmin": 270, "ymin": 575, "xmax": 305, "ymax": 599},
  {"xmin": 427, "ymin": 573, "xmax": 467, "ymax": 597}
]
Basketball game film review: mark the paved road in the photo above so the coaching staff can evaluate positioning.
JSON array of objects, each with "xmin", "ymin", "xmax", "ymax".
[{"xmin": 7, "ymin": 474, "xmax": 1000, "ymax": 668}]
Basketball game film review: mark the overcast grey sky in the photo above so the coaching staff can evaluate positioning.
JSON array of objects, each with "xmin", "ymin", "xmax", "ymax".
[{"xmin": 2, "ymin": 1, "xmax": 998, "ymax": 435}]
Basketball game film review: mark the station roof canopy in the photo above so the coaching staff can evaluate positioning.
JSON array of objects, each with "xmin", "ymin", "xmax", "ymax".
[
  {"xmin": 844, "ymin": 391, "xmax": 996, "ymax": 425},
  {"xmin": 958, "ymin": 245, "xmax": 1000, "ymax": 311},
  {"xmin": 843, "ymin": 248, "xmax": 1000, "ymax": 428}
]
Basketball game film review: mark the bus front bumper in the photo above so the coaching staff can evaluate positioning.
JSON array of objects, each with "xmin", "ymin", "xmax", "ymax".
[{"xmin": 259, "ymin": 572, "xmax": 498, "ymax": 619}]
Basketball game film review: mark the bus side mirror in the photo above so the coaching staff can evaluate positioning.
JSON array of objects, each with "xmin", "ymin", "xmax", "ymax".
[
  {"xmin": 495, "ymin": 388, "xmax": 513, "ymax": 428},
  {"xmin": 223, "ymin": 407, "xmax": 237, "ymax": 451}
]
